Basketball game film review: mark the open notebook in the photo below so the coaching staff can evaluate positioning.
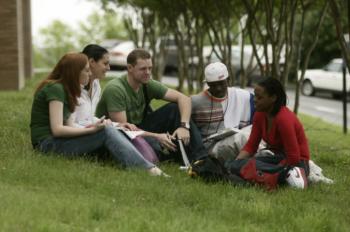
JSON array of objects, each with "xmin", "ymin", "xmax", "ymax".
[
  {"xmin": 112, "ymin": 122, "xmax": 144, "ymax": 139},
  {"xmin": 203, "ymin": 128, "xmax": 241, "ymax": 142}
]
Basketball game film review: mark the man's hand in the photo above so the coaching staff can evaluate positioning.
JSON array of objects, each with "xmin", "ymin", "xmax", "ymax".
[
  {"xmin": 172, "ymin": 127, "xmax": 190, "ymax": 145},
  {"xmin": 119, "ymin": 122, "xmax": 140, "ymax": 131},
  {"xmin": 156, "ymin": 133, "xmax": 177, "ymax": 152}
]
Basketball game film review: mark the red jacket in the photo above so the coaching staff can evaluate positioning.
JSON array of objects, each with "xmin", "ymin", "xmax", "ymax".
[{"xmin": 243, "ymin": 106, "xmax": 310, "ymax": 165}]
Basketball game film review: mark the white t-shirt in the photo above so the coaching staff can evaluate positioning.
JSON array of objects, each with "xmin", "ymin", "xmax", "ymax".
[
  {"xmin": 72, "ymin": 79, "xmax": 101, "ymax": 127},
  {"xmin": 223, "ymin": 87, "xmax": 253, "ymax": 129}
]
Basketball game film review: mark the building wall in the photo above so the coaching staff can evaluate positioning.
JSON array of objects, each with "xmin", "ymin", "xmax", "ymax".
[
  {"xmin": 0, "ymin": 0, "xmax": 32, "ymax": 90},
  {"xmin": 22, "ymin": 0, "xmax": 32, "ymax": 80}
]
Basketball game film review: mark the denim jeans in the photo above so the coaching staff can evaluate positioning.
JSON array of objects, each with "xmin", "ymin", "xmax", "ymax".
[
  {"xmin": 37, "ymin": 125, "xmax": 154, "ymax": 169},
  {"xmin": 138, "ymin": 103, "xmax": 208, "ymax": 162}
]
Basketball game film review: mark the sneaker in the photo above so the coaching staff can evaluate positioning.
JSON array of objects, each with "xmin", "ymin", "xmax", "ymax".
[
  {"xmin": 148, "ymin": 167, "xmax": 171, "ymax": 178},
  {"xmin": 286, "ymin": 167, "xmax": 308, "ymax": 189}
]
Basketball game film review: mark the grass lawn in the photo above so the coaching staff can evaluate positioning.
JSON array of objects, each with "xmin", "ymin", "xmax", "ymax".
[{"xmin": 0, "ymin": 74, "xmax": 349, "ymax": 232}]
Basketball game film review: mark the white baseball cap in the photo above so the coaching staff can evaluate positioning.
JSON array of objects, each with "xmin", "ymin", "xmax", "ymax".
[{"xmin": 204, "ymin": 62, "xmax": 229, "ymax": 83}]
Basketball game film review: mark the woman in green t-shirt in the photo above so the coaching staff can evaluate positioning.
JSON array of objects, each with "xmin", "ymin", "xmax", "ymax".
[{"xmin": 30, "ymin": 52, "xmax": 167, "ymax": 176}]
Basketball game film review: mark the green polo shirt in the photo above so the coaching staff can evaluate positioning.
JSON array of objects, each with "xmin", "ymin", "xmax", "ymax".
[
  {"xmin": 95, "ymin": 75, "xmax": 168, "ymax": 125},
  {"xmin": 30, "ymin": 83, "xmax": 71, "ymax": 145}
]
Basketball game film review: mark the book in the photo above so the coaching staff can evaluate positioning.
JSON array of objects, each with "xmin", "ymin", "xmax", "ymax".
[
  {"xmin": 203, "ymin": 128, "xmax": 241, "ymax": 142},
  {"xmin": 112, "ymin": 122, "xmax": 144, "ymax": 140}
]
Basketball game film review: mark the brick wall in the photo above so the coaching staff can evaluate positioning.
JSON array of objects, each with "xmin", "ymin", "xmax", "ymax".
[
  {"xmin": 0, "ymin": 0, "xmax": 32, "ymax": 90},
  {"xmin": 22, "ymin": 0, "xmax": 32, "ymax": 80}
]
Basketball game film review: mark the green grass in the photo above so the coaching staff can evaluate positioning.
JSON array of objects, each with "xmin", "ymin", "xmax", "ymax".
[{"xmin": 0, "ymin": 74, "xmax": 350, "ymax": 231}]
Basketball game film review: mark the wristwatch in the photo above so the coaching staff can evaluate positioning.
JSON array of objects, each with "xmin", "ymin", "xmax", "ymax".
[{"xmin": 180, "ymin": 122, "xmax": 190, "ymax": 130}]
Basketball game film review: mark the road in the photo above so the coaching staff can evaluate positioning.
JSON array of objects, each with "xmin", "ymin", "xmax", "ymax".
[
  {"xmin": 286, "ymin": 90, "xmax": 350, "ymax": 127},
  {"xmin": 107, "ymin": 71, "xmax": 350, "ymax": 127}
]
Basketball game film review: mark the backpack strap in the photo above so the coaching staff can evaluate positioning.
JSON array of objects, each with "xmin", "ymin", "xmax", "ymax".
[{"xmin": 142, "ymin": 84, "xmax": 151, "ymax": 119}]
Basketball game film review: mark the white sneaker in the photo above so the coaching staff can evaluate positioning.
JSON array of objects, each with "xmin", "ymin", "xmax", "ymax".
[
  {"xmin": 148, "ymin": 167, "xmax": 171, "ymax": 178},
  {"xmin": 286, "ymin": 167, "xmax": 308, "ymax": 189}
]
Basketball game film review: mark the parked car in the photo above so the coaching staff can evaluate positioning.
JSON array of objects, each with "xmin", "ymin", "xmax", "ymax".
[
  {"xmin": 104, "ymin": 38, "xmax": 195, "ymax": 73},
  {"xmin": 300, "ymin": 58, "xmax": 350, "ymax": 98},
  {"xmin": 203, "ymin": 44, "xmax": 285, "ymax": 86},
  {"xmin": 100, "ymin": 39, "xmax": 122, "ymax": 50},
  {"xmin": 107, "ymin": 41, "xmax": 136, "ymax": 69},
  {"xmin": 204, "ymin": 46, "xmax": 258, "ymax": 84}
]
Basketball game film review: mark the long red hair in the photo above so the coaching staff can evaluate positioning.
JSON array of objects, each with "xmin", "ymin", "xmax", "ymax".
[{"xmin": 35, "ymin": 53, "xmax": 88, "ymax": 112}]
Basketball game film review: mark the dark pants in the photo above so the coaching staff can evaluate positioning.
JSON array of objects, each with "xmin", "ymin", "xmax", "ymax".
[
  {"xmin": 138, "ymin": 103, "xmax": 207, "ymax": 163},
  {"xmin": 225, "ymin": 153, "xmax": 309, "ymax": 186}
]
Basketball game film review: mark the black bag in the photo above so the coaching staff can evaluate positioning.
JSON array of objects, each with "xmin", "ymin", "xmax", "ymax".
[{"xmin": 188, "ymin": 156, "xmax": 247, "ymax": 186}]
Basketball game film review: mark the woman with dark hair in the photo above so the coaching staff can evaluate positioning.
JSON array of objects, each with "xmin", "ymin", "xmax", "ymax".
[
  {"xmin": 232, "ymin": 77, "xmax": 310, "ymax": 189},
  {"xmin": 72, "ymin": 44, "xmax": 115, "ymax": 126},
  {"xmin": 72, "ymin": 44, "xmax": 136, "ymax": 129},
  {"xmin": 30, "ymin": 52, "xmax": 167, "ymax": 176}
]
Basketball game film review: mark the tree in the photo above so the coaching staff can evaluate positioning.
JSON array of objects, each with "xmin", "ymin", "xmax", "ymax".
[
  {"xmin": 301, "ymin": 9, "xmax": 342, "ymax": 69},
  {"xmin": 294, "ymin": 1, "xmax": 329, "ymax": 114},
  {"xmin": 201, "ymin": 0, "xmax": 243, "ymax": 86},
  {"xmin": 99, "ymin": 0, "xmax": 208, "ymax": 92},
  {"xmin": 100, "ymin": 0, "xmax": 172, "ymax": 81},
  {"xmin": 242, "ymin": 0, "xmax": 298, "ymax": 85},
  {"xmin": 36, "ymin": 20, "xmax": 77, "ymax": 67},
  {"xmin": 33, "ymin": 8, "xmax": 127, "ymax": 69},
  {"xmin": 77, "ymin": 11, "xmax": 128, "ymax": 46},
  {"xmin": 329, "ymin": 0, "xmax": 350, "ymax": 71}
]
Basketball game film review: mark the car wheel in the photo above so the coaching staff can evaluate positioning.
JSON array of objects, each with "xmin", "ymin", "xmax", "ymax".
[
  {"xmin": 332, "ymin": 93, "xmax": 343, "ymax": 99},
  {"xmin": 301, "ymin": 80, "xmax": 315, "ymax": 96}
]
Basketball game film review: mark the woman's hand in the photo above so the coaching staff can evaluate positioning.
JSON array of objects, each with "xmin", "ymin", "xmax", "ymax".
[
  {"xmin": 92, "ymin": 119, "xmax": 107, "ymax": 131},
  {"xmin": 104, "ymin": 118, "xmax": 113, "ymax": 125}
]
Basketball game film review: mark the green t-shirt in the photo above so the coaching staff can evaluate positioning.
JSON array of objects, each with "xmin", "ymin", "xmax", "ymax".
[
  {"xmin": 95, "ymin": 75, "xmax": 168, "ymax": 125},
  {"xmin": 30, "ymin": 83, "xmax": 71, "ymax": 145}
]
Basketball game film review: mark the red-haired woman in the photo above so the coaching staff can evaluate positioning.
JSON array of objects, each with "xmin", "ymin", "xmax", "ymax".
[{"xmin": 30, "ymin": 53, "xmax": 167, "ymax": 176}]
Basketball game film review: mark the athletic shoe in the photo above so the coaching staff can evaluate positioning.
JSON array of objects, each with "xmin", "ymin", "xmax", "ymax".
[
  {"xmin": 286, "ymin": 167, "xmax": 308, "ymax": 189},
  {"xmin": 148, "ymin": 167, "xmax": 171, "ymax": 178}
]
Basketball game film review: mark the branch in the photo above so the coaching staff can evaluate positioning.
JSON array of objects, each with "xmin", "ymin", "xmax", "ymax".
[{"xmin": 329, "ymin": 0, "xmax": 350, "ymax": 70}]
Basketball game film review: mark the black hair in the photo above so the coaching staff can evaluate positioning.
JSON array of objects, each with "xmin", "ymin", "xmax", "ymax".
[
  {"xmin": 127, "ymin": 48, "xmax": 151, "ymax": 65},
  {"xmin": 82, "ymin": 44, "xmax": 108, "ymax": 61},
  {"xmin": 257, "ymin": 77, "xmax": 287, "ymax": 116}
]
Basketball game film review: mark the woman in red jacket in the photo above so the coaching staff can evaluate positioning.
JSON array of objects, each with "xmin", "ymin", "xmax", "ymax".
[{"xmin": 232, "ymin": 77, "xmax": 310, "ymax": 189}]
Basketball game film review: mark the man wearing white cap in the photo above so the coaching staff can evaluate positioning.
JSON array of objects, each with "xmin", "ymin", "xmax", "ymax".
[{"xmin": 191, "ymin": 62, "xmax": 255, "ymax": 160}]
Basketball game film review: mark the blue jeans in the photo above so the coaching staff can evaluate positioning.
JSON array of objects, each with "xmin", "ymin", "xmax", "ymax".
[
  {"xmin": 37, "ymin": 125, "xmax": 154, "ymax": 169},
  {"xmin": 139, "ymin": 103, "xmax": 208, "ymax": 162}
]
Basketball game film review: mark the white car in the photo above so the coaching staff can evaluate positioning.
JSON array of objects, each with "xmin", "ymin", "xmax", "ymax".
[
  {"xmin": 107, "ymin": 39, "xmax": 178, "ymax": 71},
  {"xmin": 300, "ymin": 58, "xmax": 350, "ymax": 97},
  {"xmin": 108, "ymin": 41, "xmax": 136, "ymax": 69},
  {"xmin": 203, "ymin": 44, "xmax": 285, "ymax": 86}
]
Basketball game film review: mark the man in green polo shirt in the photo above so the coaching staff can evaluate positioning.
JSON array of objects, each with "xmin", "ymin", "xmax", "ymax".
[{"xmin": 96, "ymin": 48, "xmax": 207, "ymax": 162}]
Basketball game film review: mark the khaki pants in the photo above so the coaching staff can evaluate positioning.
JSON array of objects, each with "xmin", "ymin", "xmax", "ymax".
[{"xmin": 208, "ymin": 126, "xmax": 265, "ymax": 160}]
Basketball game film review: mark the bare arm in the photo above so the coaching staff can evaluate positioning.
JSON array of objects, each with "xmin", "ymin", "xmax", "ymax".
[
  {"xmin": 163, "ymin": 88, "xmax": 191, "ymax": 123},
  {"xmin": 109, "ymin": 111, "xmax": 127, "ymax": 123},
  {"xmin": 141, "ymin": 131, "xmax": 177, "ymax": 152},
  {"xmin": 108, "ymin": 111, "xmax": 139, "ymax": 131},
  {"xmin": 109, "ymin": 110, "xmax": 177, "ymax": 151},
  {"xmin": 163, "ymin": 89, "xmax": 191, "ymax": 145},
  {"xmin": 49, "ymin": 101, "xmax": 101, "ymax": 137}
]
